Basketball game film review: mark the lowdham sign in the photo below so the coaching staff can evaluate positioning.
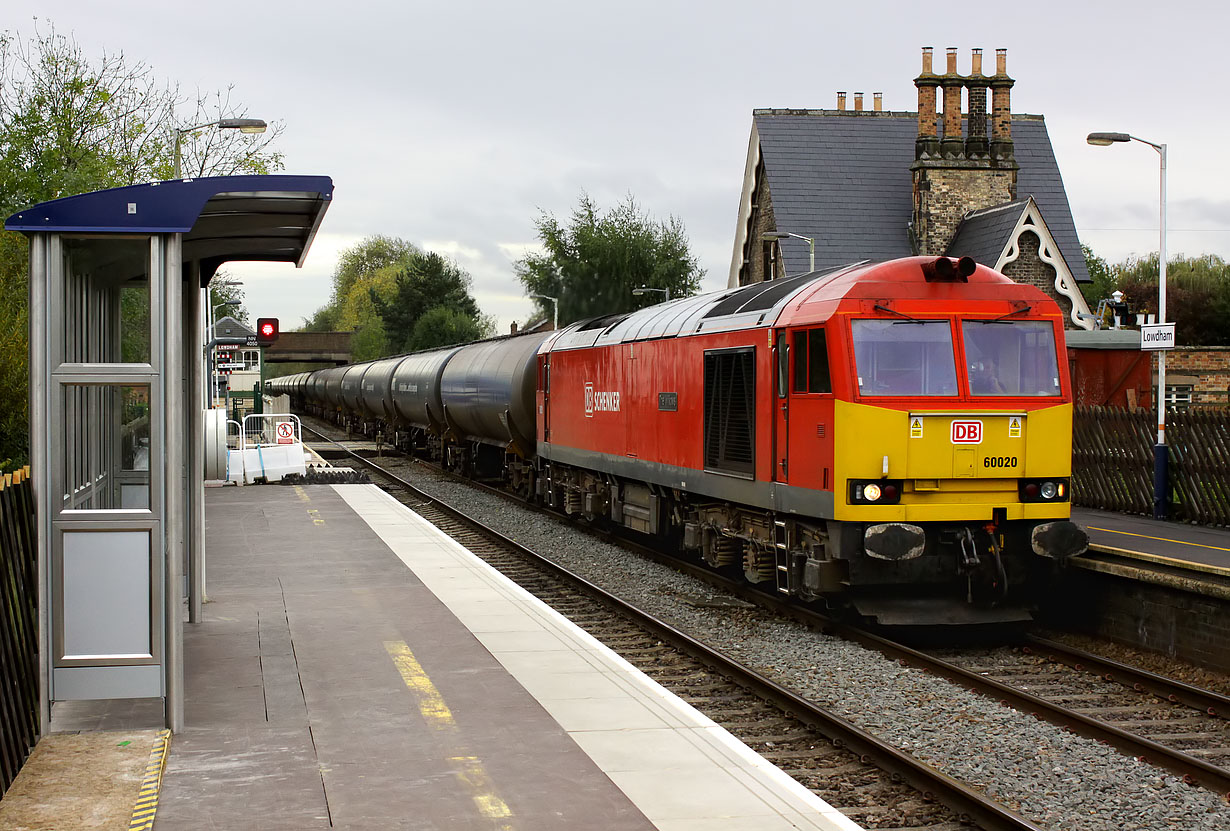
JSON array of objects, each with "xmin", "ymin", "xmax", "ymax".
[{"xmin": 1140, "ymin": 323, "xmax": 1176, "ymax": 351}]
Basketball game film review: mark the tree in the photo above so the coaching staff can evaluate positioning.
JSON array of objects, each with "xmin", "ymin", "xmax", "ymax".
[
  {"xmin": 408, "ymin": 307, "xmax": 487, "ymax": 352},
  {"xmin": 1081, "ymin": 244, "xmax": 1116, "ymax": 311},
  {"xmin": 303, "ymin": 236, "xmax": 493, "ymax": 357},
  {"xmin": 1078, "ymin": 246, "xmax": 1230, "ymax": 347},
  {"xmin": 374, "ymin": 252, "xmax": 484, "ymax": 353},
  {"xmin": 0, "ymin": 20, "xmax": 284, "ymax": 465},
  {"xmin": 514, "ymin": 193, "xmax": 704, "ymax": 327}
]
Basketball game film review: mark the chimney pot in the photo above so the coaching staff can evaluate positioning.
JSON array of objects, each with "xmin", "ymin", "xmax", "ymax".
[
  {"xmin": 873, "ymin": 92, "xmax": 883, "ymax": 112},
  {"xmin": 854, "ymin": 92, "xmax": 863, "ymax": 111},
  {"xmin": 971, "ymin": 48, "xmax": 983, "ymax": 76},
  {"xmin": 946, "ymin": 47, "xmax": 958, "ymax": 74},
  {"xmin": 996, "ymin": 48, "xmax": 1007, "ymax": 75},
  {"xmin": 837, "ymin": 91, "xmax": 847, "ymax": 111},
  {"xmin": 921, "ymin": 46, "xmax": 934, "ymax": 74}
]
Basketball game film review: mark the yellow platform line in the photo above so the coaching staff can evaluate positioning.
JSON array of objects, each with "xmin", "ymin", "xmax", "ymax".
[
  {"xmin": 1087, "ymin": 525, "xmax": 1230, "ymax": 554},
  {"xmin": 129, "ymin": 729, "xmax": 171, "ymax": 831},
  {"xmin": 384, "ymin": 641, "xmax": 514, "ymax": 826}
]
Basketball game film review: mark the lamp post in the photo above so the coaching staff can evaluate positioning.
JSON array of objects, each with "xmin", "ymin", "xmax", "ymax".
[
  {"xmin": 1087, "ymin": 130, "xmax": 1169, "ymax": 519},
  {"xmin": 761, "ymin": 231, "xmax": 815, "ymax": 275},
  {"xmin": 529, "ymin": 294, "xmax": 558, "ymax": 331},
  {"xmin": 632, "ymin": 286, "xmax": 670, "ymax": 302},
  {"xmin": 173, "ymin": 118, "xmax": 267, "ymax": 179}
]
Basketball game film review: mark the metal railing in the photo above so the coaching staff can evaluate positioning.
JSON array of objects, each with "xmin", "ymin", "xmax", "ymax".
[
  {"xmin": 1073, "ymin": 405, "xmax": 1230, "ymax": 525},
  {"xmin": 0, "ymin": 466, "xmax": 38, "ymax": 793}
]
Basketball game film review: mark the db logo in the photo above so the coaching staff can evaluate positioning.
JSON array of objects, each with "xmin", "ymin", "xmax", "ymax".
[
  {"xmin": 584, "ymin": 383, "xmax": 594, "ymax": 417},
  {"xmin": 951, "ymin": 420, "xmax": 983, "ymax": 444}
]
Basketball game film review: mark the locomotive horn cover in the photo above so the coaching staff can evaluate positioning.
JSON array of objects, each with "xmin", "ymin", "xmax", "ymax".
[
  {"xmin": 1030, "ymin": 521, "xmax": 1089, "ymax": 560},
  {"xmin": 864, "ymin": 523, "xmax": 926, "ymax": 560}
]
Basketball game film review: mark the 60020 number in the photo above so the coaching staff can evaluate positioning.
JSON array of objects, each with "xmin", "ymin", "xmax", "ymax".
[{"xmin": 983, "ymin": 456, "xmax": 1018, "ymax": 468}]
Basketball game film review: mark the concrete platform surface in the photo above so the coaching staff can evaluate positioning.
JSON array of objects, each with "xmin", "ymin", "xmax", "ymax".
[{"xmin": 153, "ymin": 483, "xmax": 857, "ymax": 830}]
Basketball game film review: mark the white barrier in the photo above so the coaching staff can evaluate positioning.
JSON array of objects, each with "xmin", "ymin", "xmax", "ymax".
[{"xmin": 228, "ymin": 413, "xmax": 308, "ymax": 484}]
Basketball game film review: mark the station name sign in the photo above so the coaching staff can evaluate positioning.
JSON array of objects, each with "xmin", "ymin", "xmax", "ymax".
[{"xmin": 1140, "ymin": 323, "xmax": 1176, "ymax": 351}]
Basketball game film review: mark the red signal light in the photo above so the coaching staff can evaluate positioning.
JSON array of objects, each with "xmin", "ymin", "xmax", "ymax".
[{"xmin": 255, "ymin": 317, "xmax": 279, "ymax": 345}]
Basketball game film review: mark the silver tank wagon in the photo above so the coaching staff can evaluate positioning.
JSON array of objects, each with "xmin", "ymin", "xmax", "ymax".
[{"xmin": 439, "ymin": 332, "xmax": 550, "ymax": 451}]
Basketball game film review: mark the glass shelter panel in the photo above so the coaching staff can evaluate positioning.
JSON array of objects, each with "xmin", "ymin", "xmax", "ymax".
[
  {"xmin": 60, "ymin": 384, "xmax": 152, "ymax": 511},
  {"xmin": 852, "ymin": 319, "xmax": 958, "ymax": 396},
  {"xmin": 961, "ymin": 320, "xmax": 1061, "ymax": 397},
  {"xmin": 61, "ymin": 237, "xmax": 152, "ymax": 365}
]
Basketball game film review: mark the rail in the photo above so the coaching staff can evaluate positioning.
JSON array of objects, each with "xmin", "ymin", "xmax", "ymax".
[{"xmin": 301, "ymin": 424, "xmax": 1046, "ymax": 831}]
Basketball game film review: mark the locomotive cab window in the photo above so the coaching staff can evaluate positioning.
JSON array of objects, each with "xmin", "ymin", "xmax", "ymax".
[
  {"xmin": 852, "ymin": 319, "xmax": 957, "ymax": 396},
  {"xmin": 961, "ymin": 320, "xmax": 1060, "ymax": 397},
  {"xmin": 791, "ymin": 329, "xmax": 831, "ymax": 394}
]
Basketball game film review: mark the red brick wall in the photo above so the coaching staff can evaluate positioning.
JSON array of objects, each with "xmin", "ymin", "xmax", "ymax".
[{"xmin": 1158, "ymin": 346, "xmax": 1230, "ymax": 405}]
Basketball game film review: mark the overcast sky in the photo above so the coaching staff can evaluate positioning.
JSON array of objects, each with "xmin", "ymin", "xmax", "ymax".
[{"xmin": 10, "ymin": 1, "xmax": 1230, "ymax": 332}]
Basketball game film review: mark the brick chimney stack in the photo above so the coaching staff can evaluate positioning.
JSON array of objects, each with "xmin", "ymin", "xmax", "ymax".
[
  {"xmin": 941, "ymin": 47, "xmax": 964, "ymax": 158},
  {"xmin": 964, "ymin": 48, "xmax": 989, "ymax": 158},
  {"xmin": 837, "ymin": 91, "xmax": 847, "ymax": 111},
  {"xmin": 853, "ymin": 92, "xmax": 864, "ymax": 111},
  {"xmin": 873, "ymin": 92, "xmax": 883, "ymax": 112},
  {"xmin": 914, "ymin": 47, "xmax": 940, "ymax": 159},
  {"xmin": 990, "ymin": 48, "xmax": 1015, "ymax": 161},
  {"xmin": 911, "ymin": 46, "xmax": 1019, "ymax": 256}
]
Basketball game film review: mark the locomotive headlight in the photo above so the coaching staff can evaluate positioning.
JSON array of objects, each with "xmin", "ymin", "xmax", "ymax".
[
  {"xmin": 1040, "ymin": 481, "xmax": 1057, "ymax": 500},
  {"xmin": 862, "ymin": 483, "xmax": 882, "ymax": 502}
]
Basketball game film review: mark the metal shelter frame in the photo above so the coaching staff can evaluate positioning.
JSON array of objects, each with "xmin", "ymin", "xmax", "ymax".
[{"xmin": 6, "ymin": 174, "xmax": 333, "ymax": 732}]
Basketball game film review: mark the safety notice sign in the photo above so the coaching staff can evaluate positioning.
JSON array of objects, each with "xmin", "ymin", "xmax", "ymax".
[{"xmin": 275, "ymin": 421, "xmax": 295, "ymax": 444}]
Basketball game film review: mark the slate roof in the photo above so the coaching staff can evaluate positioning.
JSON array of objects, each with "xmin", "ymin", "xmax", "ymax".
[
  {"xmin": 211, "ymin": 315, "xmax": 256, "ymax": 339},
  {"xmin": 751, "ymin": 111, "xmax": 1089, "ymax": 283},
  {"xmin": 945, "ymin": 199, "xmax": 1030, "ymax": 266}
]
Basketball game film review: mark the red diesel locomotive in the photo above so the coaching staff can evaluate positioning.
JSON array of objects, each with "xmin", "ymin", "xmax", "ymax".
[{"xmin": 272, "ymin": 255, "xmax": 1088, "ymax": 626}]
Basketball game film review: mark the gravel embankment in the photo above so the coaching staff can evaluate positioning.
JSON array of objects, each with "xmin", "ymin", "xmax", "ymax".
[{"xmin": 375, "ymin": 460, "xmax": 1230, "ymax": 831}]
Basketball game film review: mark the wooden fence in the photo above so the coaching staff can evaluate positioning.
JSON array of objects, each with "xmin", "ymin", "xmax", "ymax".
[
  {"xmin": 1073, "ymin": 406, "xmax": 1230, "ymax": 526},
  {"xmin": 0, "ymin": 467, "xmax": 37, "ymax": 796}
]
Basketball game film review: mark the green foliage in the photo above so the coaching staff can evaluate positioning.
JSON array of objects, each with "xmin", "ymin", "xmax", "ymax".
[
  {"xmin": 1080, "ymin": 247, "xmax": 1230, "ymax": 346},
  {"xmin": 514, "ymin": 193, "xmax": 704, "ymax": 326},
  {"xmin": 0, "ymin": 230, "xmax": 29, "ymax": 465},
  {"xmin": 408, "ymin": 306, "xmax": 487, "ymax": 351},
  {"xmin": 0, "ymin": 22, "xmax": 283, "ymax": 464},
  {"xmin": 374, "ymin": 252, "xmax": 484, "ymax": 353},
  {"xmin": 302, "ymin": 236, "xmax": 492, "ymax": 359}
]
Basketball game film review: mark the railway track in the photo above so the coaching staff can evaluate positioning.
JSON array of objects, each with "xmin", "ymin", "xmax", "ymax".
[
  {"xmin": 300, "ymin": 424, "xmax": 1042, "ymax": 831},
  {"xmin": 299, "ymin": 419, "xmax": 1230, "ymax": 819}
]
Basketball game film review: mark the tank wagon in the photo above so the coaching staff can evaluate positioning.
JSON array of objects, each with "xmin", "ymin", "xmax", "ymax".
[{"xmin": 269, "ymin": 256, "xmax": 1088, "ymax": 625}]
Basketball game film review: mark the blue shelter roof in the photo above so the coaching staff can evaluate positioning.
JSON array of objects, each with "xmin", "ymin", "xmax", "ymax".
[{"xmin": 6, "ymin": 175, "xmax": 333, "ymax": 277}]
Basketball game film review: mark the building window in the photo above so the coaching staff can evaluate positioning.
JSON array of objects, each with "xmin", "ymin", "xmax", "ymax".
[
  {"xmin": 1165, "ymin": 384, "xmax": 1193, "ymax": 409},
  {"xmin": 242, "ymin": 350, "xmax": 260, "ymax": 371}
]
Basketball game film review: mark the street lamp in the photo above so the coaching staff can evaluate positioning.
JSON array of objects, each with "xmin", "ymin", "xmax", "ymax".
[
  {"xmin": 529, "ymin": 293, "xmax": 558, "ymax": 331},
  {"xmin": 632, "ymin": 286, "xmax": 670, "ymax": 302},
  {"xmin": 762, "ymin": 231, "xmax": 815, "ymax": 275},
  {"xmin": 173, "ymin": 118, "xmax": 267, "ymax": 179},
  {"xmin": 1087, "ymin": 130, "xmax": 1169, "ymax": 519}
]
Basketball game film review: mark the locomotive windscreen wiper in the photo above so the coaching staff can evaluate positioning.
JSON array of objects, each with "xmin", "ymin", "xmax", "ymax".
[
  {"xmin": 873, "ymin": 303, "xmax": 932, "ymax": 324},
  {"xmin": 987, "ymin": 303, "xmax": 1034, "ymax": 323}
]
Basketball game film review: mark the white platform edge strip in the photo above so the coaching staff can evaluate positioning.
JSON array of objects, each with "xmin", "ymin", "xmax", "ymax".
[{"xmin": 333, "ymin": 483, "xmax": 863, "ymax": 831}]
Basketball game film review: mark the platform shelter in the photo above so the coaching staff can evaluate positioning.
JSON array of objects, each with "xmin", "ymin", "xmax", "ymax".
[{"xmin": 5, "ymin": 175, "xmax": 333, "ymax": 731}]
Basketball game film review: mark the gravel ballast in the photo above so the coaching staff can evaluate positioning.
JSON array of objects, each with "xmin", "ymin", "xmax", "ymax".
[{"xmin": 372, "ymin": 460, "xmax": 1230, "ymax": 831}]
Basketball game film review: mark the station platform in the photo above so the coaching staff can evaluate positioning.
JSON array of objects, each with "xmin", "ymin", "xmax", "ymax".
[
  {"xmin": 149, "ymin": 483, "xmax": 857, "ymax": 830},
  {"xmin": 1072, "ymin": 506, "xmax": 1230, "ymax": 577}
]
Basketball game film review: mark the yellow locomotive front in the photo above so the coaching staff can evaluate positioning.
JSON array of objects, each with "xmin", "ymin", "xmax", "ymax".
[{"xmin": 790, "ymin": 261, "xmax": 1089, "ymax": 624}]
